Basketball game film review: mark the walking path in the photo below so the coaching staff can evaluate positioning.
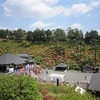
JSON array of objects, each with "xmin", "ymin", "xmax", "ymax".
[{"xmin": 40, "ymin": 69, "xmax": 93, "ymax": 86}]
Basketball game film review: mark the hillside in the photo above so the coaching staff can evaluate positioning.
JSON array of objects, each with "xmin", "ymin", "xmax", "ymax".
[{"xmin": 0, "ymin": 39, "xmax": 100, "ymax": 70}]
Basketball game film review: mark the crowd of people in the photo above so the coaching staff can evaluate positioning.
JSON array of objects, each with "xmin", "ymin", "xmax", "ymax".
[
  {"xmin": 6, "ymin": 63, "xmax": 68, "ymax": 85},
  {"xmin": 6, "ymin": 63, "xmax": 41, "ymax": 80}
]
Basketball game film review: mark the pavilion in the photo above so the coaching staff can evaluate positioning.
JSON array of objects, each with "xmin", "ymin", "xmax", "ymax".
[
  {"xmin": 55, "ymin": 63, "xmax": 68, "ymax": 71},
  {"xmin": 0, "ymin": 53, "xmax": 26, "ymax": 72}
]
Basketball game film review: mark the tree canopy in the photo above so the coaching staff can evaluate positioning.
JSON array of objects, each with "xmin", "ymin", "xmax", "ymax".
[
  {"xmin": 0, "ymin": 28, "xmax": 99, "ymax": 46},
  {"xmin": 85, "ymin": 30, "xmax": 99, "ymax": 44},
  {"xmin": 67, "ymin": 28, "xmax": 84, "ymax": 44}
]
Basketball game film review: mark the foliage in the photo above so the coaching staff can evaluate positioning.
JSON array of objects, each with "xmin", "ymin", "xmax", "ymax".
[
  {"xmin": 26, "ymin": 31, "xmax": 33, "ymax": 42},
  {"xmin": 67, "ymin": 28, "xmax": 83, "ymax": 45},
  {"xmin": 37, "ymin": 83, "xmax": 97, "ymax": 100},
  {"xmin": 0, "ymin": 29, "xmax": 8, "ymax": 38},
  {"xmin": 85, "ymin": 30, "xmax": 99, "ymax": 44},
  {"xmin": 0, "ymin": 28, "xmax": 99, "ymax": 46},
  {"xmin": 0, "ymin": 74, "xmax": 42, "ymax": 100},
  {"xmin": 53, "ymin": 28, "xmax": 67, "ymax": 42},
  {"xmin": 0, "ymin": 38, "xmax": 100, "ymax": 69},
  {"xmin": 32, "ymin": 28, "xmax": 46, "ymax": 43},
  {"xmin": 52, "ymin": 45, "xmax": 65, "ymax": 55},
  {"xmin": 19, "ymin": 41, "xmax": 30, "ymax": 47},
  {"xmin": 45, "ymin": 29, "xmax": 53, "ymax": 42},
  {"xmin": 14, "ymin": 28, "xmax": 26, "ymax": 41}
]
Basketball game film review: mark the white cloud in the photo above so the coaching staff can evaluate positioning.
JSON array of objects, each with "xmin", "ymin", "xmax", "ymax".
[
  {"xmin": 71, "ymin": 3, "xmax": 91, "ymax": 14},
  {"xmin": 2, "ymin": 0, "xmax": 100, "ymax": 19},
  {"xmin": 70, "ymin": 23, "xmax": 83, "ymax": 30},
  {"xmin": 64, "ymin": 3, "xmax": 91, "ymax": 16},
  {"xmin": 90, "ymin": 0, "xmax": 100, "ymax": 7},
  {"xmin": 30, "ymin": 21, "xmax": 54, "ymax": 29},
  {"xmin": 2, "ymin": 0, "xmax": 63, "ymax": 19},
  {"xmin": 64, "ymin": 0, "xmax": 100, "ymax": 16},
  {"xmin": 97, "ymin": 29, "xmax": 100, "ymax": 35},
  {"xmin": 43, "ymin": 0, "xmax": 59, "ymax": 5}
]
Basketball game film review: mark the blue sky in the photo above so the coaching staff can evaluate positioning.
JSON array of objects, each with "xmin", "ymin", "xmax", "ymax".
[{"xmin": 0, "ymin": 0, "xmax": 100, "ymax": 34}]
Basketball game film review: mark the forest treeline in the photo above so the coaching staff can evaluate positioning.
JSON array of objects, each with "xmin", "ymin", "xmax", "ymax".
[{"xmin": 0, "ymin": 28, "xmax": 100, "ymax": 45}]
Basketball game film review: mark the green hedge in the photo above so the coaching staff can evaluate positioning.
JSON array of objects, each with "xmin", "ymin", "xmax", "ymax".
[{"xmin": 0, "ymin": 74, "xmax": 42, "ymax": 100}]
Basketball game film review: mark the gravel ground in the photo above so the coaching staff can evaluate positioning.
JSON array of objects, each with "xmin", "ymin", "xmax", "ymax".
[{"xmin": 40, "ymin": 69, "xmax": 94, "ymax": 86}]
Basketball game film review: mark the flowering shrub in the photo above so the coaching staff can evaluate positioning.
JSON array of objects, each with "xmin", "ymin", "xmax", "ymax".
[
  {"xmin": 37, "ymin": 83, "xmax": 98, "ymax": 100},
  {"xmin": 43, "ymin": 95, "xmax": 55, "ymax": 100},
  {"xmin": 40, "ymin": 90, "xmax": 48, "ymax": 96},
  {"xmin": 0, "ymin": 39, "xmax": 100, "ymax": 69}
]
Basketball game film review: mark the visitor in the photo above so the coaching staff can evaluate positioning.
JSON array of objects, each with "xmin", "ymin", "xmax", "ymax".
[{"xmin": 56, "ymin": 78, "xmax": 59, "ymax": 86}]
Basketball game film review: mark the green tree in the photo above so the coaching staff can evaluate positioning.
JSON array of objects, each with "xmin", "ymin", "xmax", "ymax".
[
  {"xmin": 26, "ymin": 31, "xmax": 33, "ymax": 42},
  {"xmin": 33, "ymin": 28, "xmax": 45, "ymax": 43},
  {"xmin": 14, "ymin": 28, "xmax": 26, "ymax": 41},
  {"xmin": 53, "ymin": 28, "xmax": 67, "ymax": 42},
  {"xmin": 85, "ymin": 30, "xmax": 99, "ymax": 44},
  {"xmin": 45, "ymin": 29, "xmax": 53, "ymax": 42},
  {"xmin": 89, "ymin": 39, "xmax": 99, "ymax": 68},
  {"xmin": 0, "ymin": 29, "xmax": 8, "ymax": 38},
  {"xmin": 67, "ymin": 28, "xmax": 83, "ymax": 45}
]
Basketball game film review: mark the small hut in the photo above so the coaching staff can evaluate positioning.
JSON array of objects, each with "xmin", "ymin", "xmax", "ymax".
[
  {"xmin": 55, "ymin": 63, "xmax": 68, "ymax": 71},
  {"xmin": 82, "ymin": 65, "xmax": 93, "ymax": 73}
]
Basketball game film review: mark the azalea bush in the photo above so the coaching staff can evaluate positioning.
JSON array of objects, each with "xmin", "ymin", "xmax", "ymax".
[
  {"xmin": 0, "ymin": 74, "xmax": 42, "ymax": 100},
  {"xmin": 0, "ymin": 39, "xmax": 100, "ymax": 69}
]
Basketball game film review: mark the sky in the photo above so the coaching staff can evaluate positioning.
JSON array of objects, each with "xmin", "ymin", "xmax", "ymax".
[{"xmin": 0, "ymin": 0, "xmax": 100, "ymax": 34}]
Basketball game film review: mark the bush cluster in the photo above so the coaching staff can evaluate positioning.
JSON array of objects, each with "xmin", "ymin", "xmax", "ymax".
[{"xmin": 0, "ymin": 74, "xmax": 42, "ymax": 100}]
